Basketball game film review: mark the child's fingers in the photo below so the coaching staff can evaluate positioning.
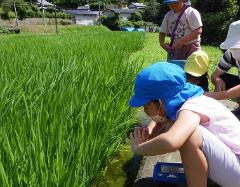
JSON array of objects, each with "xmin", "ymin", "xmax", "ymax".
[
  {"xmin": 142, "ymin": 127, "xmax": 146, "ymax": 138},
  {"xmin": 134, "ymin": 127, "xmax": 138, "ymax": 138},
  {"xmin": 145, "ymin": 127, "xmax": 149, "ymax": 134},
  {"xmin": 131, "ymin": 127, "xmax": 149, "ymax": 140},
  {"xmin": 138, "ymin": 127, "xmax": 143, "ymax": 138}
]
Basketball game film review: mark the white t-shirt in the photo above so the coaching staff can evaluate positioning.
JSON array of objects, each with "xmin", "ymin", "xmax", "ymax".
[
  {"xmin": 160, "ymin": 7, "xmax": 202, "ymax": 44},
  {"xmin": 178, "ymin": 95, "xmax": 240, "ymax": 155}
]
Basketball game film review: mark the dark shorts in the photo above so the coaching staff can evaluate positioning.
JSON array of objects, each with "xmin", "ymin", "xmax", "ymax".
[{"xmin": 220, "ymin": 73, "xmax": 240, "ymax": 89}]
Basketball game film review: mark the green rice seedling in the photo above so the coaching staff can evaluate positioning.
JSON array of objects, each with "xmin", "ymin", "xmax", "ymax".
[{"xmin": 0, "ymin": 29, "xmax": 145, "ymax": 186}]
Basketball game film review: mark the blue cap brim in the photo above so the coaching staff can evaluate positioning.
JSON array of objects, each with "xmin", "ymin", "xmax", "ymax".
[
  {"xmin": 164, "ymin": 0, "xmax": 178, "ymax": 4},
  {"xmin": 129, "ymin": 95, "xmax": 150, "ymax": 107}
]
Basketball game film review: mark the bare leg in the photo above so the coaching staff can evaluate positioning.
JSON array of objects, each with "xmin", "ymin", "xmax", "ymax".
[{"xmin": 179, "ymin": 127, "xmax": 208, "ymax": 187}]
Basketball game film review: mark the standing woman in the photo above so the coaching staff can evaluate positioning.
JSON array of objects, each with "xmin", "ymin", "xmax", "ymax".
[{"xmin": 129, "ymin": 62, "xmax": 240, "ymax": 187}]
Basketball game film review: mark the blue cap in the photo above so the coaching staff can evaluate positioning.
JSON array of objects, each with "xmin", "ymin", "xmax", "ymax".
[
  {"xmin": 129, "ymin": 62, "xmax": 184, "ymax": 107},
  {"xmin": 129, "ymin": 62, "xmax": 203, "ymax": 120},
  {"xmin": 163, "ymin": 0, "xmax": 178, "ymax": 4}
]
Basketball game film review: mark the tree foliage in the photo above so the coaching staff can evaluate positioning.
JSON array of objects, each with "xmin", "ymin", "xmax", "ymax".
[
  {"xmin": 101, "ymin": 12, "xmax": 120, "ymax": 30},
  {"xmin": 194, "ymin": 0, "xmax": 239, "ymax": 45},
  {"xmin": 128, "ymin": 9, "xmax": 143, "ymax": 21}
]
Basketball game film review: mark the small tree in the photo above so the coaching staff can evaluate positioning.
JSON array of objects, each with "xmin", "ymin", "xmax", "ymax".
[
  {"xmin": 142, "ymin": 0, "xmax": 167, "ymax": 25},
  {"xmin": 0, "ymin": 0, "xmax": 12, "ymax": 19},
  {"xmin": 101, "ymin": 13, "xmax": 120, "ymax": 31},
  {"xmin": 128, "ymin": 10, "xmax": 143, "ymax": 22}
]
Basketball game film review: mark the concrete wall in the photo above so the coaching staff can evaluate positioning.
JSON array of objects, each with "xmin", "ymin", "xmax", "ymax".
[{"xmin": 75, "ymin": 15, "xmax": 98, "ymax": 25}]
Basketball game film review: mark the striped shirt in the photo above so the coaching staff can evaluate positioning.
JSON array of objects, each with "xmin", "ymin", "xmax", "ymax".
[{"xmin": 217, "ymin": 49, "xmax": 240, "ymax": 78}]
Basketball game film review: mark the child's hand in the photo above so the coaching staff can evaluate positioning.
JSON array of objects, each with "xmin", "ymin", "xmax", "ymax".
[
  {"xmin": 130, "ymin": 127, "xmax": 149, "ymax": 154},
  {"xmin": 161, "ymin": 43, "xmax": 174, "ymax": 52},
  {"xmin": 149, "ymin": 122, "xmax": 169, "ymax": 138},
  {"xmin": 215, "ymin": 78, "xmax": 226, "ymax": 91},
  {"xmin": 204, "ymin": 91, "xmax": 223, "ymax": 100}
]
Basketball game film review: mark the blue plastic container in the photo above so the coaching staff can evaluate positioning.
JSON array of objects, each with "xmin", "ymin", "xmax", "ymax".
[
  {"xmin": 169, "ymin": 60, "xmax": 186, "ymax": 69},
  {"xmin": 153, "ymin": 162, "xmax": 186, "ymax": 185}
]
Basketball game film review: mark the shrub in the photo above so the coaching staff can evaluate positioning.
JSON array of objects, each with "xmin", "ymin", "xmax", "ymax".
[
  {"xmin": 30, "ymin": 4, "xmax": 40, "ymax": 12},
  {"xmin": 25, "ymin": 9, "xmax": 35, "ymax": 17},
  {"xmin": 45, "ymin": 11, "xmax": 53, "ymax": 18},
  {"xmin": 0, "ymin": 26, "xmax": 10, "ymax": 33},
  {"xmin": 129, "ymin": 10, "xmax": 143, "ymax": 22},
  {"xmin": 120, "ymin": 20, "xmax": 134, "ymax": 28},
  {"xmin": 46, "ymin": 6, "xmax": 55, "ymax": 13},
  {"xmin": 89, "ymin": 2, "xmax": 104, "ymax": 11},
  {"xmin": 101, "ymin": 13, "xmax": 120, "ymax": 31},
  {"xmin": 15, "ymin": 0, "xmax": 35, "ymax": 19},
  {"xmin": 142, "ymin": 0, "xmax": 168, "ymax": 25},
  {"xmin": 9, "ymin": 26, "xmax": 20, "ymax": 33},
  {"xmin": 59, "ymin": 19, "xmax": 72, "ymax": 25},
  {"xmin": 0, "ymin": 26, "xmax": 20, "ymax": 34},
  {"xmin": 132, "ymin": 21, "xmax": 144, "ymax": 28},
  {"xmin": 8, "ymin": 11, "xmax": 15, "ymax": 18}
]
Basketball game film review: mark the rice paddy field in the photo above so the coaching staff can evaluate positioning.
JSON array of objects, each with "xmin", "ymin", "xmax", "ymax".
[
  {"xmin": 0, "ymin": 26, "xmax": 145, "ymax": 186},
  {"xmin": 0, "ymin": 25, "xmax": 237, "ymax": 187}
]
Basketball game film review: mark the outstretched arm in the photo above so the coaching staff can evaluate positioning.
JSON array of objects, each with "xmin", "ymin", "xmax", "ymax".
[
  {"xmin": 205, "ymin": 84, "xmax": 240, "ymax": 100},
  {"xmin": 130, "ymin": 110, "xmax": 200, "ymax": 156}
]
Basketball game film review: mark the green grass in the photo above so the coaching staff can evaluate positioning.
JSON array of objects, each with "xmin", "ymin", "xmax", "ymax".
[
  {"xmin": 130, "ymin": 33, "xmax": 238, "ymax": 91},
  {"xmin": 129, "ymin": 33, "xmax": 167, "ymax": 67}
]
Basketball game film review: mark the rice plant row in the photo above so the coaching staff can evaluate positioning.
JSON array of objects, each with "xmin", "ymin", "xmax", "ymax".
[{"xmin": 0, "ymin": 27, "xmax": 144, "ymax": 186}]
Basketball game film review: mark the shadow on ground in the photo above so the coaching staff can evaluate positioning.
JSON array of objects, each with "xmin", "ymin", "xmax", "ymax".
[{"xmin": 122, "ymin": 155, "xmax": 142, "ymax": 187}]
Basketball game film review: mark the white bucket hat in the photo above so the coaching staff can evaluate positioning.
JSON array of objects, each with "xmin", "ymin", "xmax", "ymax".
[{"xmin": 220, "ymin": 20, "xmax": 240, "ymax": 50}]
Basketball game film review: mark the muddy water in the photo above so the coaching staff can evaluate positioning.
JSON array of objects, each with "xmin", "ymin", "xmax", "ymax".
[
  {"xmin": 96, "ymin": 111, "xmax": 149, "ymax": 187},
  {"xmin": 96, "ymin": 140, "xmax": 142, "ymax": 187}
]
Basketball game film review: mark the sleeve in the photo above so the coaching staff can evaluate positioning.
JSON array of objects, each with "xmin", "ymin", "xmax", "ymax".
[
  {"xmin": 159, "ymin": 12, "xmax": 169, "ymax": 34},
  {"xmin": 186, "ymin": 8, "xmax": 203, "ymax": 31},
  {"xmin": 217, "ymin": 50, "xmax": 236, "ymax": 72},
  {"xmin": 177, "ymin": 97, "xmax": 214, "ymax": 123}
]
